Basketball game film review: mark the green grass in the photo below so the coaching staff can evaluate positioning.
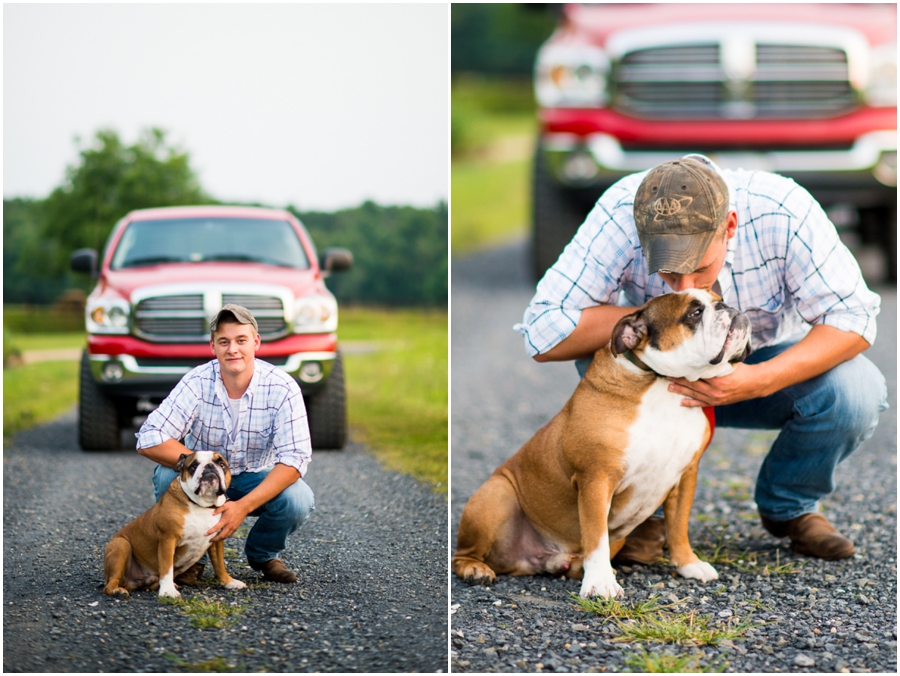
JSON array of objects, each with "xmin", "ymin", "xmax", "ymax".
[
  {"xmin": 339, "ymin": 307, "xmax": 447, "ymax": 491},
  {"xmin": 2, "ymin": 310, "xmax": 448, "ymax": 491},
  {"xmin": 451, "ymin": 76, "xmax": 536, "ymax": 256},
  {"xmin": 160, "ymin": 596, "xmax": 248, "ymax": 629},
  {"xmin": 624, "ymin": 646, "xmax": 728, "ymax": 673},
  {"xmin": 3, "ymin": 359, "xmax": 80, "ymax": 438}
]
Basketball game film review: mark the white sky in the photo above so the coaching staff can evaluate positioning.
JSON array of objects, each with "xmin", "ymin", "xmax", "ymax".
[{"xmin": 3, "ymin": 3, "xmax": 448, "ymax": 211}]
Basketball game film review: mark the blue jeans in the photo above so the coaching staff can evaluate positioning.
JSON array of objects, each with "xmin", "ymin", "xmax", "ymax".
[
  {"xmin": 153, "ymin": 464, "xmax": 315, "ymax": 564},
  {"xmin": 576, "ymin": 341, "xmax": 888, "ymax": 521}
]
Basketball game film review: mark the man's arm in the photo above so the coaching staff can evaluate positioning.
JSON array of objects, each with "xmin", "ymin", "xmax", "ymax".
[
  {"xmin": 668, "ymin": 324, "xmax": 869, "ymax": 407},
  {"xmin": 533, "ymin": 304, "xmax": 637, "ymax": 362},
  {"xmin": 207, "ymin": 463, "xmax": 301, "ymax": 542},
  {"xmin": 137, "ymin": 438, "xmax": 193, "ymax": 468}
]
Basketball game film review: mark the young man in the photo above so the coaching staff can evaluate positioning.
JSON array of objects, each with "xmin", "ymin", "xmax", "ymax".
[
  {"xmin": 137, "ymin": 303, "xmax": 314, "ymax": 583},
  {"xmin": 516, "ymin": 155, "xmax": 887, "ymax": 561}
]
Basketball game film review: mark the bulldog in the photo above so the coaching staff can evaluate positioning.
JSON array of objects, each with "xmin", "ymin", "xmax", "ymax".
[
  {"xmin": 452, "ymin": 289, "xmax": 752, "ymax": 598},
  {"xmin": 103, "ymin": 451, "xmax": 247, "ymax": 598}
]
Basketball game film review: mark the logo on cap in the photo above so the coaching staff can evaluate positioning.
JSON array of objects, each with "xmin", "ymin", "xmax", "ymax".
[{"xmin": 653, "ymin": 195, "xmax": 693, "ymax": 219}]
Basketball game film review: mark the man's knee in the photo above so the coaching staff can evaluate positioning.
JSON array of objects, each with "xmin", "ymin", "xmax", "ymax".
[
  {"xmin": 798, "ymin": 354, "xmax": 887, "ymax": 434},
  {"xmin": 266, "ymin": 479, "xmax": 315, "ymax": 527}
]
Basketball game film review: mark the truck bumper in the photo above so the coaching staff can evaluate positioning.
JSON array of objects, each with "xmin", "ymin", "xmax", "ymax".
[
  {"xmin": 542, "ymin": 115, "xmax": 897, "ymax": 207},
  {"xmin": 86, "ymin": 334, "xmax": 337, "ymax": 399}
]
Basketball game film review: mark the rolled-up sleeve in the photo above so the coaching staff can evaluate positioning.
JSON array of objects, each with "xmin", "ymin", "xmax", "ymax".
[
  {"xmin": 514, "ymin": 181, "xmax": 642, "ymax": 356},
  {"xmin": 135, "ymin": 377, "xmax": 200, "ymax": 449},
  {"xmin": 782, "ymin": 186, "xmax": 881, "ymax": 346},
  {"xmin": 269, "ymin": 383, "xmax": 312, "ymax": 477}
]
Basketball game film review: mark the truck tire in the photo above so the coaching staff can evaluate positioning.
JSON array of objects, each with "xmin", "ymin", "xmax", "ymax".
[
  {"xmin": 78, "ymin": 350, "xmax": 122, "ymax": 451},
  {"xmin": 531, "ymin": 145, "xmax": 594, "ymax": 282},
  {"xmin": 305, "ymin": 352, "xmax": 347, "ymax": 450}
]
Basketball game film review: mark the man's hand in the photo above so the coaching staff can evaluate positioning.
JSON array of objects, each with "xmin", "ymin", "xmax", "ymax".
[
  {"xmin": 667, "ymin": 362, "xmax": 769, "ymax": 407},
  {"xmin": 208, "ymin": 499, "xmax": 251, "ymax": 542}
]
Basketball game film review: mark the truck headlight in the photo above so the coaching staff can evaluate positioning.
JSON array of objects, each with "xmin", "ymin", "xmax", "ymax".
[
  {"xmin": 292, "ymin": 295, "xmax": 338, "ymax": 334},
  {"xmin": 86, "ymin": 298, "xmax": 131, "ymax": 334},
  {"xmin": 535, "ymin": 42, "xmax": 609, "ymax": 108},
  {"xmin": 867, "ymin": 43, "xmax": 897, "ymax": 107}
]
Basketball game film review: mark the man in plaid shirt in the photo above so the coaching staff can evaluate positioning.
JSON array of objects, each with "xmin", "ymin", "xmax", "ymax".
[
  {"xmin": 137, "ymin": 304, "xmax": 314, "ymax": 584},
  {"xmin": 516, "ymin": 155, "xmax": 887, "ymax": 562}
]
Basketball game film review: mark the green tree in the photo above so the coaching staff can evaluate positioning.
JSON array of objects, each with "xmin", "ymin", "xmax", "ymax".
[{"xmin": 17, "ymin": 127, "xmax": 213, "ymax": 284}]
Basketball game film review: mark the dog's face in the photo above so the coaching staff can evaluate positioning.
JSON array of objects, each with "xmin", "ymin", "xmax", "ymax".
[
  {"xmin": 176, "ymin": 451, "xmax": 231, "ymax": 507},
  {"xmin": 611, "ymin": 289, "xmax": 751, "ymax": 381}
]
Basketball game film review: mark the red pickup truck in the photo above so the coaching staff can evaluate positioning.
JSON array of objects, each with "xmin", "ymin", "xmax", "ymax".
[
  {"xmin": 70, "ymin": 205, "xmax": 352, "ymax": 451},
  {"xmin": 532, "ymin": 3, "xmax": 897, "ymax": 281}
]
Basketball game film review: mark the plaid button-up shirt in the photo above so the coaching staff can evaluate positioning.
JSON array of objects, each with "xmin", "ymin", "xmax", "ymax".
[
  {"xmin": 516, "ymin": 159, "xmax": 881, "ymax": 356},
  {"xmin": 136, "ymin": 358, "xmax": 312, "ymax": 477}
]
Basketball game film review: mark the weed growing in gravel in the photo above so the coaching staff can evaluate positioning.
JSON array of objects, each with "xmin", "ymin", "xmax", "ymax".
[
  {"xmin": 164, "ymin": 655, "xmax": 242, "ymax": 672},
  {"xmin": 614, "ymin": 609, "xmax": 757, "ymax": 646},
  {"xmin": 623, "ymin": 645, "xmax": 728, "ymax": 673},
  {"xmin": 160, "ymin": 596, "xmax": 249, "ymax": 629},
  {"xmin": 573, "ymin": 592, "xmax": 763, "ymax": 647},
  {"xmin": 695, "ymin": 525, "xmax": 807, "ymax": 575}
]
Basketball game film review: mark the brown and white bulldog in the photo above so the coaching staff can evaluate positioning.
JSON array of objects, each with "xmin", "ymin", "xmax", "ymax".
[
  {"xmin": 103, "ymin": 451, "xmax": 247, "ymax": 598},
  {"xmin": 453, "ymin": 289, "xmax": 752, "ymax": 598}
]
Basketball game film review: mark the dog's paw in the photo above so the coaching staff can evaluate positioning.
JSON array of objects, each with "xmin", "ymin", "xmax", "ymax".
[
  {"xmin": 677, "ymin": 560, "xmax": 719, "ymax": 582},
  {"xmin": 158, "ymin": 585, "xmax": 181, "ymax": 599},
  {"xmin": 579, "ymin": 572, "xmax": 624, "ymax": 599},
  {"xmin": 225, "ymin": 579, "xmax": 247, "ymax": 590},
  {"xmin": 104, "ymin": 586, "xmax": 130, "ymax": 599},
  {"xmin": 455, "ymin": 561, "xmax": 496, "ymax": 586}
]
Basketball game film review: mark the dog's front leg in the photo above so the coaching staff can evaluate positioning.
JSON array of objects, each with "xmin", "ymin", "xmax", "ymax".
[
  {"xmin": 663, "ymin": 456, "xmax": 718, "ymax": 582},
  {"xmin": 156, "ymin": 536, "xmax": 181, "ymax": 598},
  {"xmin": 577, "ymin": 474, "xmax": 623, "ymax": 599},
  {"xmin": 208, "ymin": 540, "xmax": 247, "ymax": 590}
]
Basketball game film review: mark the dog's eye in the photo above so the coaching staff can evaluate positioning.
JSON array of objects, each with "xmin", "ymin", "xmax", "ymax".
[
  {"xmin": 189, "ymin": 462, "xmax": 199, "ymax": 472},
  {"xmin": 215, "ymin": 459, "xmax": 226, "ymax": 467}
]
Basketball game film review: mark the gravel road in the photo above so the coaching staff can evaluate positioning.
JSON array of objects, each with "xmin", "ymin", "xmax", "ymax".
[
  {"xmin": 450, "ymin": 239, "xmax": 897, "ymax": 673},
  {"xmin": 3, "ymin": 412, "xmax": 448, "ymax": 673}
]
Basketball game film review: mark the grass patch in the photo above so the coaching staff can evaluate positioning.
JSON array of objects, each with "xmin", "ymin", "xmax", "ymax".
[
  {"xmin": 339, "ymin": 307, "xmax": 447, "ymax": 491},
  {"xmin": 574, "ymin": 592, "xmax": 765, "ymax": 648},
  {"xmin": 3, "ymin": 359, "xmax": 79, "ymax": 438},
  {"xmin": 160, "ymin": 596, "xmax": 248, "ymax": 629},
  {"xmin": 614, "ymin": 609, "xmax": 757, "ymax": 646},
  {"xmin": 695, "ymin": 525, "xmax": 807, "ymax": 576},
  {"xmin": 164, "ymin": 655, "xmax": 243, "ymax": 672},
  {"xmin": 624, "ymin": 646, "xmax": 728, "ymax": 673},
  {"xmin": 451, "ymin": 76, "xmax": 536, "ymax": 256}
]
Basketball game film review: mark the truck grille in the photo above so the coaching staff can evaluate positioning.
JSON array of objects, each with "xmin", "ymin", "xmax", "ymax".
[
  {"xmin": 614, "ymin": 42, "xmax": 857, "ymax": 120},
  {"xmin": 134, "ymin": 293, "xmax": 288, "ymax": 342}
]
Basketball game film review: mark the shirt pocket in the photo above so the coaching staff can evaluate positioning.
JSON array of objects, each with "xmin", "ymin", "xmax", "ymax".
[
  {"xmin": 246, "ymin": 427, "xmax": 273, "ymax": 453},
  {"xmin": 743, "ymin": 285, "xmax": 786, "ymax": 341}
]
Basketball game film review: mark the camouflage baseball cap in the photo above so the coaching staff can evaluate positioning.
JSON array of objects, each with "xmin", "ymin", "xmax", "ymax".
[
  {"xmin": 210, "ymin": 303, "xmax": 259, "ymax": 334},
  {"xmin": 633, "ymin": 156, "xmax": 730, "ymax": 275}
]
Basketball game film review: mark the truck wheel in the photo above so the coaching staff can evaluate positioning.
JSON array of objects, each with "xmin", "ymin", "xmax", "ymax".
[
  {"xmin": 531, "ymin": 145, "xmax": 593, "ymax": 282},
  {"xmin": 305, "ymin": 352, "xmax": 347, "ymax": 450},
  {"xmin": 78, "ymin": 350, "xmax": 122, "ymax": 451}
]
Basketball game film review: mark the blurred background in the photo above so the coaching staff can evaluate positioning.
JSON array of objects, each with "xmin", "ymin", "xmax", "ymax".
[
  {"xmin": 452, "ymin": 3, "xmax": 896, "ymax": 285},
  {"xmin": 4, "ymin": 4, "xmax": 449, "ymax": 488}
]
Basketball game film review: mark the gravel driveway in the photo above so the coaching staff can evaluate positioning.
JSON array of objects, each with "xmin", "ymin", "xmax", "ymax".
[
  {"xmin": 3, "ymin": 413, "xmax": 448, "ymax": 673},
  {"xmin": 451, "ymin": 239, "xmax": 897, "ymax": 673}
]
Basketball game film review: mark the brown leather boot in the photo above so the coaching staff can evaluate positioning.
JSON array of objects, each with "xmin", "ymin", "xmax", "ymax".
[
  {"xmin": 249, "ymin": 558, "xmax": 298, "ymax": 583},
  {"xmin": 612, "ymin": 516, "xmax": 667, "ymax": 566},
  {"xmin": 174, "ymin": 562, "xmax": 205, "ymax": 585},
  {"xmin": 761, "ymin": 513, "xmax": 856, "ymax": 560}
]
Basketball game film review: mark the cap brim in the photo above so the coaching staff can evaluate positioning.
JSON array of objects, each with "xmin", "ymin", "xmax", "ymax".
[{"xmin": 643, "ymin": 230, "xmax": 717, "ymax": 275}]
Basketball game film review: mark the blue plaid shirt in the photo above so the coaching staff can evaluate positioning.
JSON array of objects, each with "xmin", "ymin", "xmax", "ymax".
[
  {"xmin": 136, "ymin": 359, "xmax": 312, "ymax": 477},
  {"xmin": 516, "ymin": 159, "xmax": 881, "ymax": 356}
]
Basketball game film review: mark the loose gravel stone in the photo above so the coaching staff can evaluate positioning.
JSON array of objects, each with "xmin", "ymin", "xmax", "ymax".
[
  {"xmin": 4, "ymin": 413, "xmax": 447, "ymax": 672},
  {"xmin": 451, "ymin": 241, "xmax": 897, "ymax": 674}
]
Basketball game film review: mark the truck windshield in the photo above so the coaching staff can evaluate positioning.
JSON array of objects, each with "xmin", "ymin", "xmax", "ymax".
[{"xmin": 110, "ymin": 218, "xmax": 311, "ymax": 270}]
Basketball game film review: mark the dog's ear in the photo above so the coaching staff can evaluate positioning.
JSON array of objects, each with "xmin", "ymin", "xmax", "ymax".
[
  {"xmin": 175, "ymin": 454, "xmax": 189, "ymax": 473},
  {"xmin": 611, "ymin": 313, "xmax": 647, "ymax": 356}
]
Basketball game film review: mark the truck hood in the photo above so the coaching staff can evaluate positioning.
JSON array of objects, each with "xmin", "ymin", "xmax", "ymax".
[
  {"xmin": 563, "ymin": 3, "xmax": 896, "ymax": 45},
  {"xmin": 97, "ymin": 262, "xmax": 325, "ymax": 301}
]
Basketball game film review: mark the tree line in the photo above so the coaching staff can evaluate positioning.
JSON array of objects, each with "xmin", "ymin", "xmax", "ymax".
[{"xmin": 3, "ymin": 128, "xmax": 447, "ymax": 308}]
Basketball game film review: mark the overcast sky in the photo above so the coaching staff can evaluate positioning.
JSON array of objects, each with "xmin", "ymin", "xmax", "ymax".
[{"xmin": 4, "ymin": 3, "xmax": 448, "ymax": 211}]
